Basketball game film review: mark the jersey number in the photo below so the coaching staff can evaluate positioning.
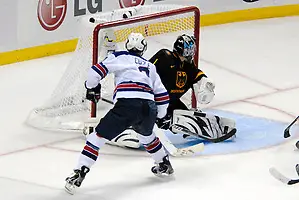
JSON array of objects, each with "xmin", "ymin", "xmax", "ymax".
[{"xmin": 138, "ymin": 66, "xmax": 149, "ymax": 77}]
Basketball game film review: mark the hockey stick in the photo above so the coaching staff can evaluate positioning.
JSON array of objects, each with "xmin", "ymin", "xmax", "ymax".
[
  {"xmin": 269, "ymin": 167, "xmax": 299, "ymax": 185},
  {"xmin": 154, "ymin": 125, "xmax": 204, "ymax": 157},
  {"xmin": 101, "ymin": 97, "xmax": 113, "ymax": 105},
  {"xmin": 284, "ymin": 116, "xmax": 299, "ymax": 138},
  {"xmin": 88, "ymin": 97, "xmax": 113, "ymax": 134}
]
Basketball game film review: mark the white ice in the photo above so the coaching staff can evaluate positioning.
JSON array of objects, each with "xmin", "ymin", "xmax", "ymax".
[{"xmin": 1, "ymin": 16, "xmax": 299, "ymax": 200}]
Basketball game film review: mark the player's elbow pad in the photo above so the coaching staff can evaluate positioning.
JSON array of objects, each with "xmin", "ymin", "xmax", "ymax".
[
  {"xmin": 157, "ymin": 104, "xmax": 168, "ymax": 119},
  {"xmin": 86, "ymin": 67, "xmax": 102, "ymax": 88},
  {"xmin": 193, "ymin": 77, "xmax": 215, "ymax": 104}
]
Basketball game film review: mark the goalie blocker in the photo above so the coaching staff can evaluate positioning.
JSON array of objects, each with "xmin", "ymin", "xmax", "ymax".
[{"xmin": 171, "ymin": 109, "xmax": 236, "ymax": 143}]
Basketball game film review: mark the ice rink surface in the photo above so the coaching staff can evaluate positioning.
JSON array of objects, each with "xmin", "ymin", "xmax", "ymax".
[{"xmin": 1, "ymin": 16, "xmax": 299, "ymax": 200}]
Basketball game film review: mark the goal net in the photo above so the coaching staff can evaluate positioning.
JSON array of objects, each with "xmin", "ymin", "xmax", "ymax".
[{"xmin": 26, "ymin": 4, "xmax": 200, "ymax": 131}]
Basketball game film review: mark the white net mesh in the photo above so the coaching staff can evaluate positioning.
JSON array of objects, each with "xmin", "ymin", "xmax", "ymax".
[{"xmin": 26, "ymin": 4, "xmax": 200, "ymax": 131}]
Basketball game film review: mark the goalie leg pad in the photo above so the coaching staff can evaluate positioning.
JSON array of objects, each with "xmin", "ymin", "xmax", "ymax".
[
  {"xmin": 83, "ymin": 121, "xmax": 140, "ymax": 149},
  {"xmin": 171, "ymin": 109, "xmax": 236, "ymax": 142},
  {"xmin": 107, "ymin": 128, "xmax": 140, "ymax": 149}
]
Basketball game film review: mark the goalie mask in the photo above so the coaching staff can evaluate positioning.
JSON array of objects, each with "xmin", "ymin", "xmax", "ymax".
[
  {"xmin": 173, "ymin": 34, "xmax": 196, "ymax": 63},
  {"xmin": 125, "ymin": 32, "xmax": 147, "ymax": 56}
]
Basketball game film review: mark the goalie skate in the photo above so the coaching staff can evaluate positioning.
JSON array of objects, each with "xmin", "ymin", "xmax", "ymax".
[{"xmin": 65, "ymin": 166, "xmax": 90, "ymax": 195}]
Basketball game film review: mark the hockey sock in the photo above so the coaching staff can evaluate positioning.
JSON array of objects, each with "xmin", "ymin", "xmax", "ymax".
[
  {"xmin": 138, "ymin": 133, "xmax": 167, "ymax": 163},
  {"xmin": 76, "ymin": 132, "xmax": 107, "ymax": 169}
]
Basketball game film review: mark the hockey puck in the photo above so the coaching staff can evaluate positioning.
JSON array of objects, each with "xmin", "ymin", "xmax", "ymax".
[
  {"xmin": 296, "ymin": 141, "xmax": 299, "ymax": 149},
  {"xmin": 89, "ymin": 17, "xmax": 95, "ymax": 23},
  {"xmin": 243, "ymin": 0, "xmax": 259, "ymax": 2}
]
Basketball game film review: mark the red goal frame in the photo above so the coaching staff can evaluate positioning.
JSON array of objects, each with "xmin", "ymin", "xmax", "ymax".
[{"xmin": 91, "ymin": 6, "xmax": 200, "ymax": 117}]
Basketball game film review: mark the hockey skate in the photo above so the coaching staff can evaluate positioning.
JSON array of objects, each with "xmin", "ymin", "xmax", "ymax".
[
  {"xmin": 151, "ymin": 155, "xmax": 174, "ymax": 177},
  {"xmin": 65, "ymin": 166, "xmax": 90, "ymax": 195}
]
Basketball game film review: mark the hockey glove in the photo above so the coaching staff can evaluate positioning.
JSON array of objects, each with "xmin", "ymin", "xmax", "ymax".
[
  {"xmin": 85, "ymin": 82, "xmax": 101, "ymax": 103},
  {"xmin": 156, "ymin": 115, "xmax": 171, "ymax": 130},
  {"xmin": 193, "ymin": 77, "xmax": 215, "ymax": 104}
]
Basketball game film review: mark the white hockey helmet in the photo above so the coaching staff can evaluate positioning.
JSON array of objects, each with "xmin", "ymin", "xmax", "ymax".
[{"xmin": 125, "ymin": 32, "xmax": 147, "ymax": 56}]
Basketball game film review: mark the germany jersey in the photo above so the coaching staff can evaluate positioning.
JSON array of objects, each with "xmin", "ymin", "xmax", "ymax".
[{"xmin": 149, "ymin": 49, "xmax": 206, "ymax": 101}]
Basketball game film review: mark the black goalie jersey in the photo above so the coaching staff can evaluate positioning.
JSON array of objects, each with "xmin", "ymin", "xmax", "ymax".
[{"xmin": 149, "ymin": 49, "xmax": 206, "ymax": 102}]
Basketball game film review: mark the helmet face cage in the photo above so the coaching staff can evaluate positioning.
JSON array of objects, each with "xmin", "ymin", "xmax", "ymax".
[
  {"xmin": 139, "ymin": 39, "xmax": 147, "ymax": 55},
  {"xmin": 174, "ymin": 34, "xmax": 196, "ymax": 63}
]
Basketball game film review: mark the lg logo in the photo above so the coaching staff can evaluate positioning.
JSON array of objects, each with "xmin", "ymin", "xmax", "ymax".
[
  {"xmin": 119, "ymin": 0, "xmax": 145, "ymax": 8},
  {"xmin": 37, "ymin": 0, "xmax": 67, "ymax": 31},
  {"xmin": 37, "ymin": 0, "xmax": 164, "ymax": 30}
]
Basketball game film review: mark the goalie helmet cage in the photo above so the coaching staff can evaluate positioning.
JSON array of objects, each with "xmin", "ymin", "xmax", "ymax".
[{"xmin": 26, "ymin": 4, "xmax": 200, "ymax": 131}]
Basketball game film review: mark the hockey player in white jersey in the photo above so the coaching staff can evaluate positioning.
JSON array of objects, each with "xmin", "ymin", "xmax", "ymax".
[{"xmin": 65, "ymin": 33, "xmax": 173, "ymax": 194}]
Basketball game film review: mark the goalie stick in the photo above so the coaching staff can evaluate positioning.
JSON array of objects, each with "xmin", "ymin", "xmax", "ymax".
[
  {"xmin": 171, "ymin": 124, "xmax": 236, "ymax": 143},
  {"xmin": 89, "ymin": 99, "xmax": 204, "ymax": 157},
  {"xmin": 269, "ymin": 166, "xmax": 299, "ymax": 185},
  {"xmin": 284, "ymin": 116, "xmax": 299, "ymax": 138}
]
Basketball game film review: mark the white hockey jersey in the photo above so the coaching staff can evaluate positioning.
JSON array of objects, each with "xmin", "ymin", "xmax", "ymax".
[{"xmin": 86, "ymin": 51, "xmax": 169, "ymax": 118}]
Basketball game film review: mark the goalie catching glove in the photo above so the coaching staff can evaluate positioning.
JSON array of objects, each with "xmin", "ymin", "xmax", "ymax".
[
  {"xmin": 194, "ymin": 77, "xmax": 215, "ymax": 104},
  {"xmin": 85, "ymin": 81, "xmax": 101, "ymax": 103}
]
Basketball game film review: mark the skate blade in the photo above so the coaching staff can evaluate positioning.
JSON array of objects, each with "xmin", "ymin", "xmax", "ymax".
[
  {"xmin": 154, "ymin": 172, "xmax": 174, "ymax": 178},
  {"xmin": 64, "ymin": 182, "xmax": 76, "ymax": 195}
]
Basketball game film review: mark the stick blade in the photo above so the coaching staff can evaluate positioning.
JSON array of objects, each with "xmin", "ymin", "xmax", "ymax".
[
  {"xmin": 174, "ymin": 142, "xmax": 204, "ymax": 156},
  {"xmin": 284, "ymin": 128, "xmax": 291, "ymax": 138},
  {"xmin": 288, "ymin": 179, "xmax": 299, "ymax": 185},
  {"xmin": 154, "ymin": 125, "xmax": 204, "ymax": 157},
  {"xmin": 283, "ymin": 116, "xmax": 299, "ymax": 138}
]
